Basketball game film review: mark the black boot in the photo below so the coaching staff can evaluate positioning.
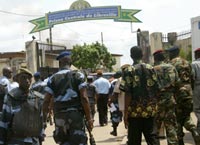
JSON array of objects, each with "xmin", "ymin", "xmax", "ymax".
[
  {"xmin": 110, "ymin": 127, "xmax": 117, "ymax": 136},
  {"xmin": 191, "ymin": 128, "xmax": 200, "ymax": 145},
  {"xmin": 178, "ymin": 139, "xmax": 184, "ymax": 145}
]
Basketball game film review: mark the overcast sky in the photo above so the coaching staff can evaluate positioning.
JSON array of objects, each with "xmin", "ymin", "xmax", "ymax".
[{"xmin": 0, "ymin": 0, "xmax": 200, "ymax": 64}]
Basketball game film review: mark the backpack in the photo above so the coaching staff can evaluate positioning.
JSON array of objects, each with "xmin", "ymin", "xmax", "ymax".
[{"xmin": 9, "ymin": 90, "xmax": 43, "ymax": 138}]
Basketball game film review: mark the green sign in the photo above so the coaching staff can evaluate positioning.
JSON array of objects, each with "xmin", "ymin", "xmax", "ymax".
[{"xmin": 29, "ymin": 6, "xmax": 141, "ymax": 33}]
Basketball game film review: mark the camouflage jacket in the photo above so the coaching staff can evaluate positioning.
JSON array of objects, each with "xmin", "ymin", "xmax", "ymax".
[
  {"xmin": 169, "ymin": 57, "xmax": 193, "ymax": 106},
  {"xmin": 45, "ymin": 69, "xmax": 85, "ymax": 113},
  {"xmin": 170, "ymin": 57, "xmax": 192, "ymax": 85},
  {"xmin": 120, "ymin": 62, "xmax": 160, "ymax": 118},
  {"xmin": 154, "ymin": 61, "xmax": 179, "ymax": 106}
]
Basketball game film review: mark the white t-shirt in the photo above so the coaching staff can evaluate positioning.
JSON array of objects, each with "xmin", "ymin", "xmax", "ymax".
[{"xmin": 113, "ymin": 77, "xmax": 125, "ymax": 111}]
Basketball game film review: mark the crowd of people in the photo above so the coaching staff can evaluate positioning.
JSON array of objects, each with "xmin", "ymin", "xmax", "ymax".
[{"xmin": 0, "ymin": 46, "xmax": 200, "ymax": 145}]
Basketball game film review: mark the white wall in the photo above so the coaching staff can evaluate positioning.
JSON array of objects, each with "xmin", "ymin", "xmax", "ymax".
[{"xmin": 191, "ymin": 16, "xmax": 200, "ymax": 60}]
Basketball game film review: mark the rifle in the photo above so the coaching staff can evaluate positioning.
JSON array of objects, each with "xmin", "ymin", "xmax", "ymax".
[{"xmin": 85, "ymin": 119, "xmax": 96, "ymax": 145}]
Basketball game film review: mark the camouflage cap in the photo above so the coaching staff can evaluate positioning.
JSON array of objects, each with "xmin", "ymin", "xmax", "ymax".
[{"xmin": 17, "ymin": 68, "xmax": 32, "ymax": 77}]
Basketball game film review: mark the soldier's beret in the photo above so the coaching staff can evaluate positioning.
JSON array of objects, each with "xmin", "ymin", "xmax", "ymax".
[
  {"xmin": 153, "ymin": 49, "xmax": 164, "ymax": 56},
  {"xmin": 167, "ymin": 46, "xmax": 179, "ymax": 52},
  {"xmin": 56, "ymin": 51, "xmax": 71, "ymax": 60},
  {"xmin": 34, "ymin": 72, "xmax": 41, "ymax": 77},
  {"xmin": 194, "ymin": 48, "xmax": 200, "ymax": 53},
  {"xmin": 17, "ymin": 68, "xmax": 32, "ymax": 77}
]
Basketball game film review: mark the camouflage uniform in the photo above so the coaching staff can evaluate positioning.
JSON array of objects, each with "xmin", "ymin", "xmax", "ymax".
[
  {"xmin": 169, "ymin": 56, "xmax": 199, "ymax": 144},
  {"xmin": 109, "ymin": 79, "xmax": 123, "ymax": 136},
  {"xmin": 45, "ymin": 69, "xmax": 88, "ymax": 145},
  {"xmin": 154, "ymin": 61, "xmax": 179, "ymax": 145},
  {"xmin": 86, "ymin": 80, "xmax": 96, "ymax": 120},
  {"xmin": 0, "ymin": 68, "xmax": 43, "ymax": 145},
  {"xmin": 120, "ymin": 61, "xmax": 160, "ymax": 145}
]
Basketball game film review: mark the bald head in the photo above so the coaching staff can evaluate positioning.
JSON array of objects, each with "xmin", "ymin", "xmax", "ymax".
[{"xmin": 2, "ymin": 67, "xmax": 12, "ymax": 79}]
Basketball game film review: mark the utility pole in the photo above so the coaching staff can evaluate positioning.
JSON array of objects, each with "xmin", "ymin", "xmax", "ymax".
[
  {"xmin": 49, "ymin": 25, "xmax": 53, "ymax": 51},
  {"xmin": 101, "ymin": 32, "xmax": 104, "ymax": 45},
  {"xmin": 137, "ymin": 28, "xmax": 141, "ymax": 46}
]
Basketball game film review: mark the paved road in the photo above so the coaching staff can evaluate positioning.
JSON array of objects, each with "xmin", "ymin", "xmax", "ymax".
[
  {"xmin": 43, "ymin": 112, "xmax": 127, "ymax": 145},
  {"xmin": 43, "ymin": 112, "xmax": 197, "ymax": 145}
]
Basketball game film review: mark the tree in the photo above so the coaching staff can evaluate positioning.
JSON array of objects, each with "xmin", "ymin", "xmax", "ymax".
[{"xmin": 71, "ymin": 41, "xmax": 116, "ymax": 72}]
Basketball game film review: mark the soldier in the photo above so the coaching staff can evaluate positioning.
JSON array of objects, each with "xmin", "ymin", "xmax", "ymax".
[
  {"xmin": 43, "ymin": 51, "xmax": 93, "ymax": 145},
  {"xmin": 0, "ymin": 67, "xmax": 13, "ymax": 113},
  {"xmin": 86, "ymin": 75, "xmax": 96, "ymax": 120},
  {"xmin": 31, "ymin": 72, "xmax": 46, "ymax": 102},
  {"xmin": 108, "ymin": 71, "xmax": 123, "ymax": 136},
  {"xmin": 167, "ymin": 46, "xmax": 200, "ymax": 145},
  {"xmin": 120, "ymin": 46, "xmax": 160, "ymax": 145},
  {"xmin": 0, "ymin": 68, "xmax": 44, "ymax": 145},
  {"xmin": 191, "ymin": 48, "xmax": 200, "ymax": 134},
  {"xmin": 153, "ymin": 49, "xmax": 179, "ymax": 145}
]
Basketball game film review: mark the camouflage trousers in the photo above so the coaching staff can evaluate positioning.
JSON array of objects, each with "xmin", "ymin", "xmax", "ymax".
[
  {"xmin": 175, "ymin": 85, "xmax": 196, "ymax": 141},
  {"xmin": 110, "ymin": 100, "xmax": 123, "ymax": 126},
  {"xmin": 53, "ymin": 109, "xmax": 88, "ymax": 145},
  {"xmin": 176, "ymin": 106, "xmax": 196, "ymax": 140},
  {"xmin": 156, "ymin": 104, "xmax": 178, "ymax": 145}
]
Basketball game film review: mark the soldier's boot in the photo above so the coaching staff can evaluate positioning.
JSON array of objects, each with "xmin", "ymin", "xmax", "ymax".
[
  {"xmin": 191, "ymin": 128, "xmax": 200, "ymax": 145},
  {"xmin": 110, "ymin": 127, "xmax": 117, "ymax": 136},
  {"xmin": 178, "ymin": 139, "xmax": 184, "ymax": 145}
]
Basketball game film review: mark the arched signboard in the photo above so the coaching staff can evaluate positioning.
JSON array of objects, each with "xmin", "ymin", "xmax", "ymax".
[{"xmin": 29, "ymin": 0, "xmax": 141, "ymax": 33}]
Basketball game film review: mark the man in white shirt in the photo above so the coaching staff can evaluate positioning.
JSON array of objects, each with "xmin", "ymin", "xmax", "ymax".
[{"xmin": 93, "ymin": 69, "xmax": 111, "ymax": 126}]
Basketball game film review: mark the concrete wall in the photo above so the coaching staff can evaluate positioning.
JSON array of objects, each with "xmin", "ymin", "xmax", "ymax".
[
  {"xmin": 191, "ymin": 16, "xmax": 200, "ymax": 60},
  {"xmin": 25, "ymin": 40, "xmax": 38, "ymax": 73},
  {"xmin": 111, "ymin": 56, "xmax": 121, "ymax": 71},
  {"xmin": 150, "ymin": 32, "xmax": 163, "ymax": 63}
]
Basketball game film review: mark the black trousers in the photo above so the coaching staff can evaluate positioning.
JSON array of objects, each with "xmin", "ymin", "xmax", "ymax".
[
  {"xmin": 127, "ymin": 117, "xmax": 159, "ymax": 145},
  {"xmin": 97, "ymin": 94, "xmax": 109, "ymax": 125}
]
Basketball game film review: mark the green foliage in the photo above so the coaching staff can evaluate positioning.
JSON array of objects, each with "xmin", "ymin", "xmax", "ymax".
[
  {"xmin": 71, "ymin": 41, "xmax": 116, "ymax": 72},
  {"xmin": 186, "ymin": 45, "xmax": 192, "ymax": 62},
  {"xmin": 179, "ymin": 46, "xmax": 192, "ymax": 62},
  {"xmin": 179, "ymin": 48, "xmax": 186, "ymax": 59}
]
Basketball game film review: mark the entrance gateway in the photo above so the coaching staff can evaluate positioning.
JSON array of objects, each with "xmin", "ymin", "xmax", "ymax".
[{"xmin": 29, "ymin": 0, "xmax": 141, "ymax": 33}]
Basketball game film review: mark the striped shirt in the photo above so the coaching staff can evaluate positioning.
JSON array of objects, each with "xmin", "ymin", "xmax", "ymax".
[{"xmin": 0, "ymin": 88, "xmax": 42, "ymax": 144}]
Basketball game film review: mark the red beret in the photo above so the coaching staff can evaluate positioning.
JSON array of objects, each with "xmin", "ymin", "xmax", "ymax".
[
  {"xmin": 194, "ymin": 48, "xmax": 200, "ymax": 53},
  {"xmin": 153, "ymin": 49, "xmax": 164, "ymax": 56}
]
